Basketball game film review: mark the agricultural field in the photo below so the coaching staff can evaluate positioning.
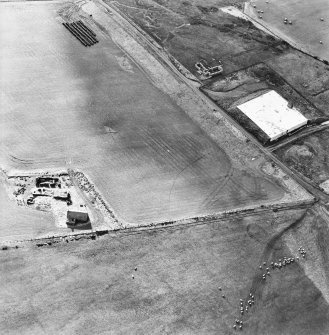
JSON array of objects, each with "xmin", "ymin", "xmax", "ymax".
[
  {"xmin": 1, "ymin": 1, "xmax": 329, "ymax": 335},
  {"xmin": 1, "ymin": 207, "xmax": 329, "ymax": 334},
  {"xmin": 245, "ymin": 0, "xmax": 329, "ymax": 62},
  {"xmin": 0, "ymin": 0, "xmax": 306, "ymax": 230},
  {"xmin": 0, "ymin": 172, "xmax": 65, "ymax": 243}
]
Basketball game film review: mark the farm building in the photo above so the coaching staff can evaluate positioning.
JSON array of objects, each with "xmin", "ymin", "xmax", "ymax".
[
  {"xmin": 66, "ymin": 204, "xmax": 90, "ymax": 228},
  {"xmin": 36, "ymin": 176, "xmax": 60, "ymax": 188},
  {"xmin": 237, "ymin": 90, "xmax": 308, "ymax": 142}
]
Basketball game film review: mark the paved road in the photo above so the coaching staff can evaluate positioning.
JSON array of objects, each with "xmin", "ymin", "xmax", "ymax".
[{"xmin": 268, "ymin": 124, "xmax": 329, "ymax": 152}]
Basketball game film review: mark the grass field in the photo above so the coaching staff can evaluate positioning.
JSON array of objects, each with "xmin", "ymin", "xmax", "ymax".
[
  {"xmin": 266, "ymin": 51, "xmax": 329, "ymax": 115},
  {"xmin": 245, "ymin": 0, "xmax": 329, "ymax": 62},
  {"xmin": 110, "ymin": 0, "xmax": 287, "ymax": 78},
  {"xmin": 109, "ymin": 0, "xmax": 329, "ymax": 117},
  {"xmin": 1, "ymin": 208, "xmax": 329, "ymax": 334},
  {"xmin": 0, "ymin": 0, "xmax": 287, "ymax": 227},
  {"xmin": 274, "ymin": 129, "xmax": 329, "ymax": 187}
]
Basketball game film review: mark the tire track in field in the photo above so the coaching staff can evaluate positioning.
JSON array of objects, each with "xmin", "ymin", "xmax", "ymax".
[
  {"xmin": 140, "ymin": 126, "xmax": 207, "ymax": 176},
  {"xmin": 229, "ymin": 171, "xmax": 284, "ymax": 205},
  {"xmin": 248, "ymin": 210, "xmax": 308, "ymax": 300},
  {"xmin": 228, "ymin": 173, "xmax": 262, "ymax": 200},
  {"xmin": 138, "ymin": 126, "xmax": 186, "ymax": 171},
  {"xmin": 141, "ymin": 126, "xmax": 232, "ymax": 182},
  {"xmin": 9, "ymin": 154, "xmax": 34, "ymax": 165},
  {"xmin": 137, "ymin": 125, "xmax": 235, "ymax": 215},
  {"xmin": 200, "ymin": 167, "xmax": 235, "ymax": 209},
  {"xmin": 9, "ymin": 154, "xmax": 67, "ymax": 169},
  {"xmin": 168, "ymin": 153, "xmax": 207, "ymax": 211},
  {"xmin": 201, "ymin": 166, "xmax": 282, "ymax": 211},
  {"xmin": 118, "ymin": 124, "xmax": 234, "ymax": 221}
]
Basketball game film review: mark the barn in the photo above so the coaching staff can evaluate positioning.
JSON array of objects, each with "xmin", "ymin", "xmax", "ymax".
[
  {"xmin": 237, "ymin": 90, "xmax": 308, "ymax": 142},
  {"xmin": 66, "ymin": 204, "xmax": 90, "ymax": 228}
]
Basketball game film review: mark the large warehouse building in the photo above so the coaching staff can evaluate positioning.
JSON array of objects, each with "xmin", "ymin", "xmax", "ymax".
[{"xmin": 237, "ymin": 90, "xmax": 308, "ymax": 142}]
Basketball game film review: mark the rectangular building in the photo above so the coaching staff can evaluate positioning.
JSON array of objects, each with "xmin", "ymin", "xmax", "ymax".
[{"xmin": 237, "ymin": 90, "xmax": 308, "ymax": 141}]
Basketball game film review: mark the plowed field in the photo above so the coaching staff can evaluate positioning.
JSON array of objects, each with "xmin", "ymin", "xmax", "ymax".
[{"xmin": 0, "ymin": 1, "xmax": 284, "ymax": 225}]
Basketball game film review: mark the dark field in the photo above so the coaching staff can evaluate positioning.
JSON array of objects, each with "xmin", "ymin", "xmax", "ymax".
[
  {"xmin": 110, "ymin": 0, "xmax": 287, "ymax": 78},
  {"xmin": 110, "ymin": 0, "xmax": 329, "ymax": 120},
  {"xmin": 1, "ymin": 208, "xmax": 329, "ymax": 334},
  {"xmin": 274, "ymin": 129, "xmax": 329, "ymax": 187},
  {"xmin": 0, "ymin": 1, "xmax": 285, "ymax": 226},
  {"xmin": 266, "ymin": 51, "xmax": 329, "ymax": 115},
  {"xmin": 246, "ymin": 0, "xmax": 329, "ymax": 62}
]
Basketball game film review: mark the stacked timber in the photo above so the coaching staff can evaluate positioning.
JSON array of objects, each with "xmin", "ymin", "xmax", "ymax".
[{"xmin": 62, "ymin": 20, "xmax": 99, "ymax": 47}]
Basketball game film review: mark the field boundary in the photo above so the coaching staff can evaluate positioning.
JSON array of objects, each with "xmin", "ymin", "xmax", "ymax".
[{"xmin": 0, "ymin": 195, "xmax": 316, "ymax": 249}]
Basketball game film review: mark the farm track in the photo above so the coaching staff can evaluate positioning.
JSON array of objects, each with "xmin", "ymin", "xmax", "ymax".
[
  {"xmin": 268, "ymin": 124, "xmax": 329, "ymax": 152},
  {"xmin": 200, "ymin": 168, "xmax": 234, "ymax": 208},
  {"xmin": 248, "ymin": 211, "xmax": 308, "ymax": 295},
  {"xmin": 68, "ymin": 169, "xmax": 104, "ymax": 227},
  {"xmin": 3, "ymin": 198, "xmax": 315, "ymax": 248}
]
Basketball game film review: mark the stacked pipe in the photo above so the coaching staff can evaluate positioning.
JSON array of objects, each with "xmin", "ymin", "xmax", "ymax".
[{"xmin": 62, "ymin": 21, "xmax": 99, "ymax": 47}]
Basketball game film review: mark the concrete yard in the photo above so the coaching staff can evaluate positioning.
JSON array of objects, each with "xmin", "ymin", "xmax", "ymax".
[{"xmin": 0, "ymin": 0, "xmax": 302, "ymax": 228}]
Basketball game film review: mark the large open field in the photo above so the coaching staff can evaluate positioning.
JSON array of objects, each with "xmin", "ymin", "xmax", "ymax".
[
  {"xmin": 266, "ymin": 50, "xmax": 329, "ymax": 115},
  {"xmin": 0, "ymin": 178, "xmax": 64, "ymax": 243},
  {"xmin": 1, "ymin": 1, "xmax": 329, "ymax": 334},
  {"xmin": 245, "ymin": 0, "xmax": 329, "ymax": 62},
  {"xmin": 1, "ymin": 207, "xmax": 329, "ymax": 334},
  {"xmin": 109, "ymin": 0, "xmax": 287, "ymax": 78},
  {"xmin": 0, "ymin": 0, "xmax": 295, "ymax": 227}
]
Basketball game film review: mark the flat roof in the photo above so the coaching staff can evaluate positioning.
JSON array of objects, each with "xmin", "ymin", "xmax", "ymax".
[{"xmin": 237, "ymin": 90, "xmax": 308, "ymax": 141}]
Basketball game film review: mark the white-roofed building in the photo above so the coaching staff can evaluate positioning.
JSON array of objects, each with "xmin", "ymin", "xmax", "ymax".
[{"xmin": 237, "ymin": 90, "xmax": 308, "ymax": 142}]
